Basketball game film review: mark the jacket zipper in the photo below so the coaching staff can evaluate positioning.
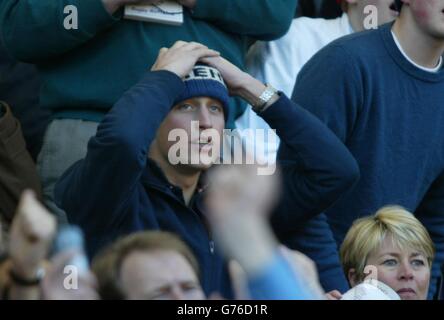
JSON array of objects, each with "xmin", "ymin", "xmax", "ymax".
[{"xmin": 150, "ymin": 185, "xmax": 216, "ymax": 287}]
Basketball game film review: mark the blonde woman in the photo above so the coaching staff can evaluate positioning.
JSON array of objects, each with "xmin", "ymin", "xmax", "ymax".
[{"xmin": 339, "ymin": 206, "xmax": 435, "ymax": 300}]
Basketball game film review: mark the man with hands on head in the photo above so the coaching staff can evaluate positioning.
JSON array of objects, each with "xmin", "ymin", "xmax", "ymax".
[
  {"xmin": 55, "ymin": 40, "xmax": 359, "ymax": 298},
  {"xmin": 0, "ymin": 0, "xmax": 298, "ymax": 223}
]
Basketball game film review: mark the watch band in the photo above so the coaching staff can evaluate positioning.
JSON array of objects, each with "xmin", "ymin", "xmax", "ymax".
[{"xmin": 255, "ymin": 84, "xmax": 278, "ymax": 112}]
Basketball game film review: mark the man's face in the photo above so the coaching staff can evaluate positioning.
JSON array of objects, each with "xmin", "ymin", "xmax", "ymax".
[
  {"xmin": 119, "ymin": 250, "xmax": 205, "ymax": 300},
  {"xmin": 405, "ymin": 0, "xmax": 444, "ymax": 39},
  {"xmin": 154, "ymin": 97, "xmax": 225, "ymax": 171}
]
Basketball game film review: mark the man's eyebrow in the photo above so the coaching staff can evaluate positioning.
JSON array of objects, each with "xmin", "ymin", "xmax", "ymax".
[{"xmin": 144, "ymin": 284, "xmax": 172, "ymax": 299}]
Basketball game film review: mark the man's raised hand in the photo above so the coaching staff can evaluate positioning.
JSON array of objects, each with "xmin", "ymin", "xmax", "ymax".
[
  {"xmin": 9, "ymin": 191, "xmax": 56, "ymax": 281},
  {"xmin": 151, "ymin": 41, "xmax": 219, "ymax": 78}
]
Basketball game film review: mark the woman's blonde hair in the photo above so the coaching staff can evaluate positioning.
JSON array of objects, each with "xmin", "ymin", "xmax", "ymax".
[{"xmin": 340, "ymin": 206, "xmax": 435, "ymax": 282}]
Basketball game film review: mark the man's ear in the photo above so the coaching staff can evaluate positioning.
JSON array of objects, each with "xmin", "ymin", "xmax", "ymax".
[{"xmin": 347, "ymin": 268, "xmax": 359, "ymax": 287}]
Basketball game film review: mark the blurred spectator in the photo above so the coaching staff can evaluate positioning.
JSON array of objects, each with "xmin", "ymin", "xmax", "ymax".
[
  {"xmin": 241, "ymin": 0, "xmax": 397, "ymax": 161},
  {"xmin": 0, "ymin": 191, "xmax": 98, "ymax": 300},
  {"xmin": 55, "ymin": 42, "xmax": 358, "ymax": 297},
  {"xmin": 0, "ymin": 0, "xmax": 298, "ymax": 223},
  {"xmin": 92, "ymin": 228, "xmax": 322, "ymax": 300},
  {"xmin": 41, "ymin": 225, "xmax": 99, "ymax": 300},
  {"xmin": 41, "ymin": 248, "xmax": 99, "ymax": 300},
  {"xmin": 339, "ymin": 206, "xmax": 434, "ymax": 300},
  {"xmin": 0, "ymin": 43, "xmax": 49, "ymax": 161},
  {"xmin": 206, "ymin": 164, "xmax": 325, "ymax": 299},
  {"xmin": 0, "ymin": 191, "xmax": 56, "ymax": 300},
  {"xmin": 291, "ymin": 0, "xmax": 444, "ymax": 298},
  {"xmin": 0, "ymin": 102, "xmax": 42, "ymax": 226},
  {"xmin": 92, "ymin": 231, "xmax": 205, "ymax": 300}
]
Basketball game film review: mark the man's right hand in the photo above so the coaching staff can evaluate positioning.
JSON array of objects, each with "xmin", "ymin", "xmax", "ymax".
[
  {"xmin": 102, "ymin": 0, "xmax": 162, "ymax": 15},
  {"xmin": 9, "ymin": 191, "xmax": 56, "ymax": 281},
  {"xmin": 151, "ymin": 41, "xmax": 220, "ymax": 78}
]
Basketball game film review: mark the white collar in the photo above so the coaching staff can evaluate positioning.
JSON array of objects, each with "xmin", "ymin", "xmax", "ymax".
[
  {"xmin": 342, "ymin": 13, "xmax": 355, "ymax": 34},
  {"xmin": 391, "ymin": 30, "xmax": 442, "ymax": 73}
]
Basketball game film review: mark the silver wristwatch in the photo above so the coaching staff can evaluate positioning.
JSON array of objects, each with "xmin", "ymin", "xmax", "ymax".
[{"xmin": 255, "ymin": 84, "xmax": 278, "ymax": 112}]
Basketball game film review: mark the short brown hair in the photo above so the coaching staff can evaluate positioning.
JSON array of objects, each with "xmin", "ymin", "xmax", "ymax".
[{"xmin": 91, "ymin": 231, "xmax": 199, "ymax": 299}]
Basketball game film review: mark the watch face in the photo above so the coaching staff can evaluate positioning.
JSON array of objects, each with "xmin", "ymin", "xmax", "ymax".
[
  {"xmin": 258, "ymin": 87, "xmax": 269, "ymax": 101},
  {"xmin": 256, "ymin": 85, "xmax": 277, "ymax": 110}
]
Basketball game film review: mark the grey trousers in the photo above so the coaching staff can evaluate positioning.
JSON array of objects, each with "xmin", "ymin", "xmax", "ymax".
[{"xmin": 36, "ymin": 119, "xmax": 99, "ymax": 224}]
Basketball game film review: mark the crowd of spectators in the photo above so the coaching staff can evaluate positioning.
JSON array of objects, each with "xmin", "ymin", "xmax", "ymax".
[{"xmin": 0, "ymin": 0, "xmax": 443, "ymax": 300}]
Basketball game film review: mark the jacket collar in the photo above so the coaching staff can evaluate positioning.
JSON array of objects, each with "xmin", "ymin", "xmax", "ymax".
[{"xmin": 141, "ymin": 159, "xmax": 210, "ymax": 205}]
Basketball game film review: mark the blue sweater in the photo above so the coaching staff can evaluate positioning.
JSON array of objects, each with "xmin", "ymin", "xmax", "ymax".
[
  {"xmin": 55, "ymin": 70, "xmax": 359, "ymax": 298},
  {"xmin": 248, "ymin": 252, "xmax": 317, "ymax": 300},
  {"xmin": 292, "ymin": 22, "xmax": 444, "ymax": 299}
]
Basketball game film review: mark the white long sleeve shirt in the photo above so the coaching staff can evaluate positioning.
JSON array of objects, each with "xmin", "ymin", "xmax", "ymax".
[{"xmin": 236, "ymin": 14, "xmax": 353, "ymax": 161}]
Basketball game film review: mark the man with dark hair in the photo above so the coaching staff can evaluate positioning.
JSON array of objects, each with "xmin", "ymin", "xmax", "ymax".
[{"xmin": 292, "ymin": 0, "xmax": 444, "ymax": 298}]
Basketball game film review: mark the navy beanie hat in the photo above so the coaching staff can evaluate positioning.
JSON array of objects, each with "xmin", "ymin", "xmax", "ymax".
[{"xmin": 174, "ymin": 64, "xmax": 230, "ymax": 121}]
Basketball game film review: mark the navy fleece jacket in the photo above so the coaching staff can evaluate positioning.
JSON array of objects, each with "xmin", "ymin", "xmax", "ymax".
[{"xmin": 55, "ymin": 70, "xmax": 359, "ymax": 297}]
